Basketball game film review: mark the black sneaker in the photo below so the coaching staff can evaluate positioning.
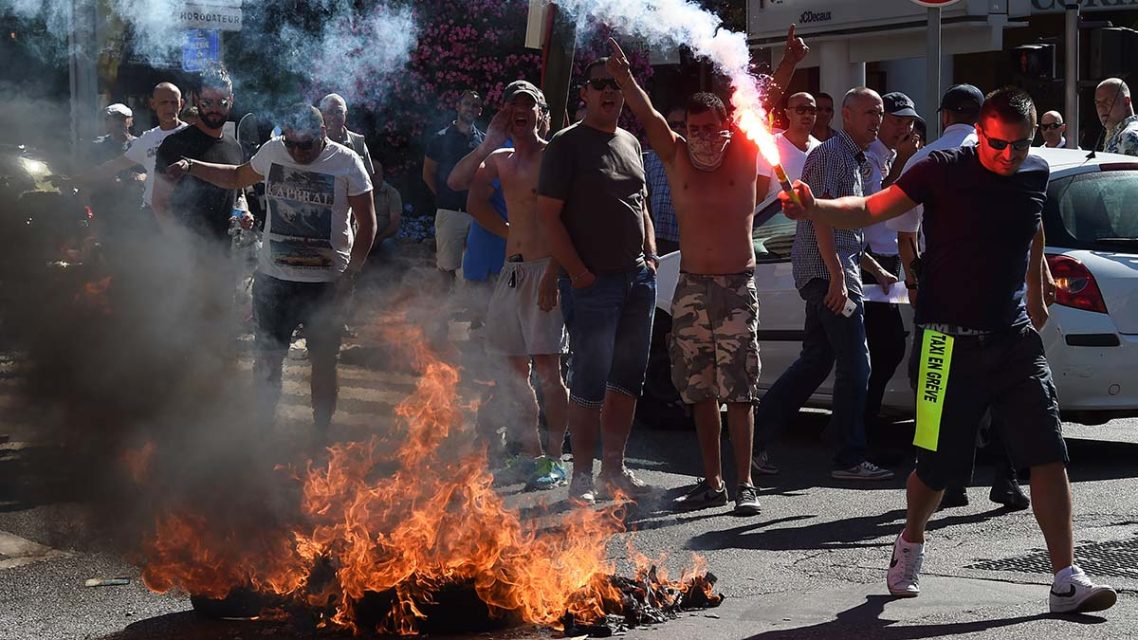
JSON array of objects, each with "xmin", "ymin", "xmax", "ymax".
[
  {"xmin": 733, "ymin": 484, "xmax": 761, "ymax": 516},
  {"xmin": 672, "ymin": 479, "xmax": 727, "ymax": 512},
  {"xmin": 989, "ymin": 476, "xmax": 1030, "ymax": 511}
]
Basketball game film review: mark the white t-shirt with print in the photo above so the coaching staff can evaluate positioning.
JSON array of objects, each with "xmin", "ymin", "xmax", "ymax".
[
  {"xmin": 755, "ymin": 132, "xmax": 821, "ymax": 204},
  {"xmin": 123, "ymin": 122, "xmax": 189, "ymax": 206},
  {"xmin": 249, "ymin": 139, "xmax": 372, "ymax": 283}
]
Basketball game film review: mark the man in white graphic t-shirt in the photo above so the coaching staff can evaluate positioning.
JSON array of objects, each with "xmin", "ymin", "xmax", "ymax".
[{"xmin": 168, "ymin": 103, "xmax": 376, "ymax": 429}]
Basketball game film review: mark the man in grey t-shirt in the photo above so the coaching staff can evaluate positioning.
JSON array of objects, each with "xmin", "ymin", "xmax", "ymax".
[{"xmin": 537, "ymin": 58, "xmax": 658, "ymax": 506}]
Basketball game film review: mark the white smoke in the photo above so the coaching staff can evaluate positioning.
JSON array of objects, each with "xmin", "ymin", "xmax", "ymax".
[{"xmin": 556, "ymin": 0, "xmax": 764, "ymax": 117}]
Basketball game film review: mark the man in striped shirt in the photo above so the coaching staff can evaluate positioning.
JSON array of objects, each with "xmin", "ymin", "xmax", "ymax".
[{"xmin": 752, "ymin": 87, "xmax": 895, "ymax": 482}]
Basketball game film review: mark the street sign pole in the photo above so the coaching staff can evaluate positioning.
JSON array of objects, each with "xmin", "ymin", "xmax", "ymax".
[
  {"xmin": 927, "ymin": 7, "xmax": 942, "ymax": 140},
  {"xmin": 1065, "ymin": 3, "xmax": 1080, "ymax": 149}
]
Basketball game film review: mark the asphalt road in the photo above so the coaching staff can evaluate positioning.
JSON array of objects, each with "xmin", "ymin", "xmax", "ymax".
[{"xmin": 1, "ymin": 334, "xmax": 1136, "ymax": 640}]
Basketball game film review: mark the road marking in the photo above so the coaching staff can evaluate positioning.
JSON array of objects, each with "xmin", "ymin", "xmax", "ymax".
[{"xmin": 0, "ymin": 530, "xmax": 68, "ymax": 570}]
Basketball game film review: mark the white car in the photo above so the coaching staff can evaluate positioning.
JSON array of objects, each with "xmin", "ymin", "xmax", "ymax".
[{"xmin": 647, "ymin": 148, "xmax": 1138, "ymax": 426}]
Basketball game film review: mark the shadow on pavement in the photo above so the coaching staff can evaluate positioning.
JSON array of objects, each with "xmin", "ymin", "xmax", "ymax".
[{"xmin": 741, "ymin": 594, "xmax": 1106, "ymax": 640}]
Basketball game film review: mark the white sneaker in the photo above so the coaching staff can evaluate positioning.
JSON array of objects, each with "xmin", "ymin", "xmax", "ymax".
[
  {"xmin": 887, "ymin": 534, "xmax": 924, "ymax": 597},
  {"xmin": 1049, "ymin": 565, "xmax": 1117, "ymax": 614}
]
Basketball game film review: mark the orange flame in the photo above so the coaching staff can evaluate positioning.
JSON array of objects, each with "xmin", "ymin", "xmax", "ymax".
[
  {"xmin": 137, "ymin": 312, "xmax": 640, "ymax": 634},
  {"xmin": 735, "ymin": 108, "xmax": 782, "ymax": 168}
]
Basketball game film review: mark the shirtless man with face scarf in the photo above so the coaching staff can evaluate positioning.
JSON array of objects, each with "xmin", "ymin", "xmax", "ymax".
[{"xmin": 608, "ymin": 39, "xmax": 763, "ymax": 515}]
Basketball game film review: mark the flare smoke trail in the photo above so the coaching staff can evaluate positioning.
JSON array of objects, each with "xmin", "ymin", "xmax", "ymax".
[{"xmin": 556, "ymin": 0, "xmax": 765, "ymax": 118}]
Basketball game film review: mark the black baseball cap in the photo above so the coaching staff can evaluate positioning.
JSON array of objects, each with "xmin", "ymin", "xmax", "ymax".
[
  {"xmin": 882, "ymin": 92, "xmax": 919, "ymax": 118},
  {"xmin": 938, "ymin": 84, "xmax": 984, "ymax": 114}
]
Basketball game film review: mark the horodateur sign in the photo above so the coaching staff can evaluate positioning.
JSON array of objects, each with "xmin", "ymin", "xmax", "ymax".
[{"xmin": 179, "ymin": 2, "xmax": 243, "ymax": 32}]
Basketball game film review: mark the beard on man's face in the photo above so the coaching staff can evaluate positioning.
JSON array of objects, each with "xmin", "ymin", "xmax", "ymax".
[{"xmin": 199, "ymin": 111, "xmax": 228, "ymax": 129}]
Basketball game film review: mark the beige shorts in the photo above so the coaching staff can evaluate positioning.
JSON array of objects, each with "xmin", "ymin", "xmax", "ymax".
[
  {"xmin": 434, "ymin": 208, "xmax": 471, "ymax": 271},
  {"xmin": 669, "ymin": 271, "xmax": 761, "ymax": 404},
  {"xmin": 484, "ymin": 257, "xmax": 568, "ymax": 356}
]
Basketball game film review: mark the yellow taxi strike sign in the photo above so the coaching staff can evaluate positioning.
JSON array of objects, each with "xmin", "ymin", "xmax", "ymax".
[{"xmin": 914, "ymin": 330, "xmax": 954, "ymax": 451}]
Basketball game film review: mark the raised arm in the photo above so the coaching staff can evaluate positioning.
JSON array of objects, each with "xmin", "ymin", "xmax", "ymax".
[
  {"xmin": 608, "ymin": 39, "xmax": 679, "ymax": 164},
  {"xmin": 448, "ymin": 109, "xmax": 509, "ymax": 191},
  {"xmin": 766, "ymin": 25, "xmax": 809, "ymax": 109},
  {"xmin": 781, "ymin": 182, "xmax": 918, "ymax": 229},
  {"xmin": 466, "ymin": 152, "xmax": 509, "ymax": 239}
]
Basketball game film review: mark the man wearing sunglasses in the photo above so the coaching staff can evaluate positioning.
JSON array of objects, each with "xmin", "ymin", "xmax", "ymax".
[
  {"xmin": 1037, "ymin": 111, "xmax": 1069, "ymax": 149},
  {"xmin": 153, "ymin": 65, "xmax": 245, "ymax": 243},
  {"xmin": 537, "ymin": 51, "xmax": 658, "ymax": 506},
  {"xmin": 754, "ymin": 93, "xmax": 821, "ymax": 213},
  {"xmin": 779, "ymin": 87, "xmax": 1117, "ymax": 616},
  {"xmin": 168, "ymin": 103, "xmax": 376, "ymax": 430}
]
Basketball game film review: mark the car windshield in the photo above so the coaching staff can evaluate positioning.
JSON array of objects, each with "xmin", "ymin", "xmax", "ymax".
[{"xmin": 1049, "ymin": 170, "xmax": 1138, "ymax": 249}]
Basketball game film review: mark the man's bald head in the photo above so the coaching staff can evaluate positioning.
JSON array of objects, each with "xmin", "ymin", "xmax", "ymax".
[
  {"xmin": 150, "ymin": 82, "xmax": 183, "ymax": 126},
  {"xmin": 319, "ymin": 93, "xmax": 349, "ymax": 137},
  {"xmin": 841, "ymin": 87, "xmax": 884, "ymax": 148},
  {"xmin": 1095, "ymin": 78, "xmax": 1134, "ymax": 127},
  {"xmin": 1039, "ymin": 110, "xmax": 1066, "ymax": 147},
  {"xmin": 319, "ymin": 93, "xmax": 347, "ymax": 111}
]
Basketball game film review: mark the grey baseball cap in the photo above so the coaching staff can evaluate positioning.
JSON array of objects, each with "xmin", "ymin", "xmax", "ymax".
[{"xmin": 503, "ymin": 80, "xmax": 547, "ymax": 110}]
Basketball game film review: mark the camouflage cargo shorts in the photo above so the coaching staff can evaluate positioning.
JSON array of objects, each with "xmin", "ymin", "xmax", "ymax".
[{"xmin": 668, "ymin": 271, "xmax": 760, "ymax": 405}]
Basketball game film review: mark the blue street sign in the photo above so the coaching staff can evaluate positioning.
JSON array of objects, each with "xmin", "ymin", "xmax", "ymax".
[{"xmin": 182, "ymin": 29, "xmax": 221, "ymax": 73}]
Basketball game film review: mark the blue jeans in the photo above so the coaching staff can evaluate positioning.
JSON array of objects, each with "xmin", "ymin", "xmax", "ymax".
[
  {"xmin": 566, "ymin": 265, "xmax": 656, "ymax": 409},
  {"xmin": 754, "ymin": 277, "xmax": 870, "ymax": 468}
]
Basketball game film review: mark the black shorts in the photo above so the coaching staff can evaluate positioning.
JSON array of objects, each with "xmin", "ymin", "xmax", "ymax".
[
  {"xmin": 252, "ymin": 272, "xmax": 343, "ymax": 360},
  {"xmin": 907, "ymin": 325, "xmax": 1068, "ymax": 491}
]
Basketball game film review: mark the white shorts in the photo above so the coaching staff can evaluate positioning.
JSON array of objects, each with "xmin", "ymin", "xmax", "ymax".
[
  {"xmin": 484, "ymin": 257, "xmax": 568, "ymax": 356},
  {"xmin": 434, "ymin": 208, "xmax": 471, "ymax": 271}
]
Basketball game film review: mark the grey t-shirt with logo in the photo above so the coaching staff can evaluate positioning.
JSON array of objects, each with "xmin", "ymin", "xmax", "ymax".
[{"xmin": 537, "ymin": 123, "xmax": 647, "ymax": 274}]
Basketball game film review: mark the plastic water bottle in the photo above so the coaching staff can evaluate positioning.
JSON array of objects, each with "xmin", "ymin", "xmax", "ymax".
[{"xmin": 229, "ymin": 192, "xmax": 250, "ymax": 247}]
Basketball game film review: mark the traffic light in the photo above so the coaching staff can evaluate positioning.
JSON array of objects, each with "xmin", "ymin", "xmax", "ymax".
[
  {"xmin": 1091, "ymin": 27, "xmax": 1138, "ymax": 80},
  {"xmin": 1009, "ymin": 44, "xmax": 1056, "ymax": 80}
]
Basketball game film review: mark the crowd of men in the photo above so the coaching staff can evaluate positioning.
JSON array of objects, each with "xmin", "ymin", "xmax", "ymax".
[{"xmin": 63, "ymin": 25, "xmax": 1138, "ymax": 615}]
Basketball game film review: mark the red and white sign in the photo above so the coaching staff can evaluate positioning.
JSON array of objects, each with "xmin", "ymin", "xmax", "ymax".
[{"xmin": 910, "ymin": 0, "xmax": 963, "ymax": 7}]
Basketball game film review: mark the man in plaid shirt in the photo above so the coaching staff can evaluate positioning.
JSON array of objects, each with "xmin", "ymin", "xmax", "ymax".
[{"xmin": 752, "ymin": 87, "xmax": 896, "ymax": 482}]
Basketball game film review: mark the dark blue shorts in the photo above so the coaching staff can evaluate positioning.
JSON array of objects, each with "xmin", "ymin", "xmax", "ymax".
[
  {"xmin": 908, "ymin": 325, "xmax": 1068, "ymax": 490},
  {"xmin": 565, "ymin": 265, "xmax": 656, "ymax": 409}
]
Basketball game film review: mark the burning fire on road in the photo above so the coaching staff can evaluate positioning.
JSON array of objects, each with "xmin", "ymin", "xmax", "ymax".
[{"xmin": 136, "ymin": 315, "xmax": 722, "ymax": 635}]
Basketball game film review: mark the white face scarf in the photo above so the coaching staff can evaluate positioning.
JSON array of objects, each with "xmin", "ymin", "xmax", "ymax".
[{"xmin": 687, "ymin": 129, "xmax": 732, "ymax": 171}]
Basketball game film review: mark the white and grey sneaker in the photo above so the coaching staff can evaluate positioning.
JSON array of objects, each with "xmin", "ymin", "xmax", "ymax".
[
  {"xmin": 672, "ymin": 478, "xmax": 728, "ymax": 511},
  {"xmin": 833, "ymin": 461, "xmax": 895, "ymax": 481},
  {"xmin": 887, "ymin": 534, "xmax": 924, "ymax": 597},
  {"xmin": 751, "ymin": 450, "xmax": 780, "ymax": 475},
  {"xmin": 1049, "ymin": 565, "xmax": 1117, "ymax": 614}
]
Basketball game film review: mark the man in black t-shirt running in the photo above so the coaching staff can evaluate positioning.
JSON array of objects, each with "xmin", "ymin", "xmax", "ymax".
[{"xmin": 779, "ymin": 87, "xmax": 1116, "ymax": 616}]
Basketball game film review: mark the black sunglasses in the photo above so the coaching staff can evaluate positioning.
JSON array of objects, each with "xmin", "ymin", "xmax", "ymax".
[
  {"xmin": 586, "ymin": 78, "xmax": 620, "ymax": 91},
  {"xmin": 1039, "ymin": 122, "xmax": 1063, "ymax": 131},
  {"xmin": 198, "ymin": 98, "xmax": 231, "ymax": 110},
  {"xmin": 980, "ymin": 129, "xmax": 1032, "ymax": 151},
  {"xmin": 790, "ymin": 105, "xmax": 818, "ymax": 115},
  {"xmin": 283, "ymin": 138, "xmax": 319, "ymax": 151}
]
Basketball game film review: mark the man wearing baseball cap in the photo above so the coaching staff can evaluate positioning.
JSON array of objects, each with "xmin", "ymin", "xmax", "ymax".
[
  {"xmin": 446, "ymin": 79, "xmax": 572, "ymax": 492},
  {"xmin": 89, "ymin": 103, "xmax": 137, "ymax": 164}
]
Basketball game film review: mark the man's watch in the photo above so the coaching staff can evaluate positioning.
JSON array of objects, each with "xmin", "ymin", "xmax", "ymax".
[{"xmin": 645, "ymin": 252, "xmax": 660, "ymax": 264}]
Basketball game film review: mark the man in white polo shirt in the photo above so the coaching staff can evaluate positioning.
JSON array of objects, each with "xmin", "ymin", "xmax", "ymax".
[{"xmin": 167, "ymin": 103, "xmax": 376, "ymax": 429}]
